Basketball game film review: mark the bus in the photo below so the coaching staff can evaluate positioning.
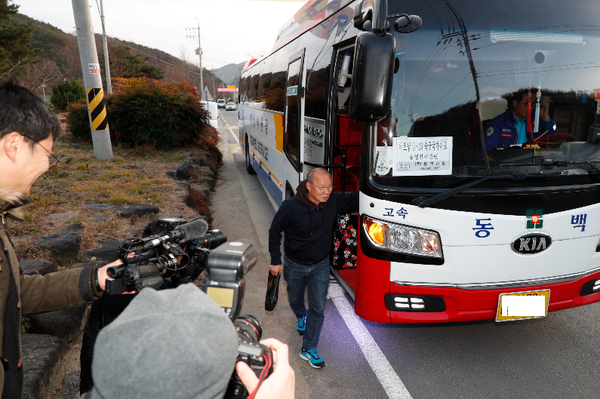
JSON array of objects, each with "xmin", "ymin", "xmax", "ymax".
[{"xmin": 238, "ymin": 0, "xmax": 600, "ymax": 324}]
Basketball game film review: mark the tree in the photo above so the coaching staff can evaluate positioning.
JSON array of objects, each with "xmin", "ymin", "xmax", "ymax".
[
  {"xmin": 50, "ymin": 79, "xmax": 85, "ymax": 111},
  {"xmin": 18, "ymin": 59, "xmax": 62, "ymax": 95},
  {"xmin": 108, "ymin": 44, "xmax": 164, "ymax": 80},
  {"xmin": 0, "ymin": 0, "xmax": 38, "ymax": 77}
]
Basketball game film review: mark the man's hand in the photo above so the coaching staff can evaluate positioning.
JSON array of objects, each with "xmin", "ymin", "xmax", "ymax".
[
  {"xmin": 269, "ymin": 264, "xmax": 282, "ymax": 276},
  {"xmin": 540, "ymin": 102, "xmax": 550, "ymax": 121},
  {"xmin": 96, "ymin": 259, "xmax": 123, "ymax": 291},
  {"xmin": 235, "ymin": 338, "xmax": 295, "ymax": 399}
]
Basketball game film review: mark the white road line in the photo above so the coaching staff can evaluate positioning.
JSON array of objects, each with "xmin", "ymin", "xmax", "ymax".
[
  {"xmin": 219, "ymin": 111, "xmax": 240, "ymax": 144},
  {"xmin": 229, "ymin": 128, "xmax": 239, "ymax": 145},
  {"xmin": 329, "ymin": 283, "xmax": 413, "ymax": 399}
]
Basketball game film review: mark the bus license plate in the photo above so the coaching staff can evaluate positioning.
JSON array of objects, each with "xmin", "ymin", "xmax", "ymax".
[{"xmin": 495, "ymin": 289, "xmax": 550, "ymax": 322}]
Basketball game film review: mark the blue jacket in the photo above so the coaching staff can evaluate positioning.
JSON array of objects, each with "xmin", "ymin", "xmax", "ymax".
[
  {"xmin": 485, "ymin": 108, "xmax": 556, "ymax": 149},
  {"xmin": 269, "ymin": 181, "xmax": 359, "ymax": 266}
]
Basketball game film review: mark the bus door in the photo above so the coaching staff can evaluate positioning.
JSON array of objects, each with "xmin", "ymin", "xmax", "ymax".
[
  {"xmin": 283, "ymin": 49, "xmax": 307, "ymax": 194},
  {"xmin": 333, "ymin": 46, "xmax": 362, "ymax": 193},
  {"xmin": 330, "ymin": 45, "xmax": 362, "ymax": 276}
]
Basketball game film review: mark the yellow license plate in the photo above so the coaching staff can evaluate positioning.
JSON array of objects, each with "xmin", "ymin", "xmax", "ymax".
[{"xmin": 495, "ymin": 289, "xmax": 550, "ymax": 322}]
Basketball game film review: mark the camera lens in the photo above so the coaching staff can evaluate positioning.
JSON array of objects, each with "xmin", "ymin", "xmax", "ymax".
[
  {"xmin": 233, "ymin": 314, "xmax": 263, "ymax": 343},
  {"xmin": 197, "ymin": 230, "xmax": 227, "ymax": 249}
]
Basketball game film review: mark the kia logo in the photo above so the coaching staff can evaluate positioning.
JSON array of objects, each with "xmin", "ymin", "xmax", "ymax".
[{"xmin": 511, "ymin": 233, "xmax": 552, "ymax": 254}]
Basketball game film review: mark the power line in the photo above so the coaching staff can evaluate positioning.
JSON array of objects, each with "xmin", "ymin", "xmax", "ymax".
[{"xmin": 110, "ymin": 38, "xmax": 198, "ymax": 74}]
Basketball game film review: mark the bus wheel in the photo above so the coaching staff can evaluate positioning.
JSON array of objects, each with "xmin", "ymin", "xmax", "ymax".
[{"xmin": 245, "ymin": 139, "xmax": 256, "ymax": 175}]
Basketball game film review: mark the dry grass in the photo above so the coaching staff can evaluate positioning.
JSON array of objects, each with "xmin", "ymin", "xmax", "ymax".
[{"xmin": 9, "ymin": 114, "xmax": 219, "ymax": 266}]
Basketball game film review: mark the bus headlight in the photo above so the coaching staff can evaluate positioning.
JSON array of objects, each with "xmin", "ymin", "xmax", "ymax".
[{"xmin": 362, "ymin": 215, "xmax": 443, "ymax": 258}]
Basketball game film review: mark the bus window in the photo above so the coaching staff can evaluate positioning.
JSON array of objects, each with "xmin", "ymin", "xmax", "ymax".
[
  {"xmin": 247, "ymin": 65, "xmax": 261, "ymax": 104},
  {"xmin": 284, "ymin": 52, "xmax": 305, "ymax": 171},
  {"xmin": 270, "ymin": 44, "xmax": 298, "ymax": 113},
  {"xmin": 258, "ymin": 56, "xmax": 274, "ymax": 105},
  {"xmin": 302, "ymin": 37, "xmax": 332, "ymax": 121},
  {"xmin": 239, "ymin": 75, "xmax": 248, "ymax": 103},
  {"xmin": 336, "ymin": 49, "xmax": 354, "ymax": 113}
]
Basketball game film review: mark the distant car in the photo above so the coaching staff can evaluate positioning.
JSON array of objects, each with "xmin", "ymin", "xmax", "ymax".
[
  {"xmin": 226, "ymin": 101, "xmax": 236, "ymax": 111},
  {"xmin": 217, "ymin": 99, "xmax": 226, "ymax": 109}
]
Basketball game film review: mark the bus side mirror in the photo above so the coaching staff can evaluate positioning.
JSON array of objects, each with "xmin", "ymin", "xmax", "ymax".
[{"xmin": 349, "ymin": 31, "xmax": 395, "ymax": 122}]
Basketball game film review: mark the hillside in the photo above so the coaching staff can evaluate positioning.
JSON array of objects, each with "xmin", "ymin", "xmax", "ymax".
[
  {"xmin": 10, "ymin": 13, "xmax": 228, "ymax": 99},
  {"xmin": 213, "ymin": 62, "xmax": 245, "ymax": 86}
]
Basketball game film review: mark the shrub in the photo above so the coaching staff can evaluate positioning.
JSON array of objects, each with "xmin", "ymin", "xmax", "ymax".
[
  {"xmin": 51, "ymin": 79, "xmax": 86, "ymax": 111},
  {"xmin": 107, "ymin": 77, "xmax": 210, "ymax": 149},
  {"xmin": 66, "ymin": 102, "xmax": 91, "ymax": 140}
]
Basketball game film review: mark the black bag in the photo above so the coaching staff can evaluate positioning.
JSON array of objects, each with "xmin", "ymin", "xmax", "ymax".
[{"xmin": 265, "ymin": 271, "xmax": 281, "ymax": 311}]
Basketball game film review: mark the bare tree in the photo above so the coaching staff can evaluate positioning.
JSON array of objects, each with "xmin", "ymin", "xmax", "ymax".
[{"xmin": 18, "ymin": 59, "xmax": 63, "ymax": 96}]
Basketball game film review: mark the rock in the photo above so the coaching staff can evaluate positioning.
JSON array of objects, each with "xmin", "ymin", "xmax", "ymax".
[
  {"xmin": 110, "ymin": 203, "xmax": 159, "ymax": 217},
  {"xmin": 20, "ymin": 260, "xmax": 57, "ymax": 276},
  {"xmin": 92, "ymin": 214, "xmax": 109, "ymax": 223},
  {"xmin": 188, "ymin": 153, "xmax": 214, "ymax": 167},
  {"xmin": 128, "ymin": 228, "xmax": 143, "ymax": 237},
  {"xmin": 22, "ymin": 334, "xmax": 70, "ymax": 399},
  {"xmin": 176, "ymin": 182, "xmax": 190, "ymax": 190},
  {"xmin": 57, "ymin": 371, "xmax": 81, "ymax": 399},
  {"xmin": 201, "ymin": 167, "xmax": 216, "ymax": 179},
  {"xmin": 32, "ymin": 224, "xmax": 84, "ymax": 261},
  {"xmin": 188, "ymin": 156, "xmax": 204, "ymax": 166},
  {"xmin": 201, "ymin": 188, "xmax": 210, "ymax": 199},
  {"xmin": 84, "ymin": 201, "xmax": 111, "ymax": 211},
  {"xmin": 71, "ymin": 260, "xmax": 107, "ymax": 271},
  {"xmin": 176, "ymin": 161, "xmax": 193, "ymax": 180},
  {"xmin": 27, "ymin": 304, "xmax": 88, "ymax": 342},
  {"xmin": 200, "ymin": 176, "xmax": 216, "ymax": 190},
  {"xmin": 165, "ymin": 170, "xmax": 176, "ymax": 179},
  {"xmin": 47, "ymin": 211, "xmax": 79, "ymax": 226},
  {"xmin": 82, "ymin": 239, "xmax": 121, "ymax": 263}
]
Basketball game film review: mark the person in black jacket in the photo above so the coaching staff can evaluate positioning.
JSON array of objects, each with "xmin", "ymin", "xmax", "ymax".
[{"xmin": 269, "ymin": 168, "xmax": 358, "ymax": 369}]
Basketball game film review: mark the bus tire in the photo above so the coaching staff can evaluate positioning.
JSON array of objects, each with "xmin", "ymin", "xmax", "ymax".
[{"xmin": 245, "ymin": 139, "xmax": 256, "ymax": 175}]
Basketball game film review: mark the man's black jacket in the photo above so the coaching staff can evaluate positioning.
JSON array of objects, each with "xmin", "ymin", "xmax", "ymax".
[{"xmin": 269, "ymin": 181, "xmax": 359, "ymax": 266}]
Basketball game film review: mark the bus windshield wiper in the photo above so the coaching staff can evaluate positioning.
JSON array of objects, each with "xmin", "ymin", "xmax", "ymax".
[
  {"xmin": 499, "ymin": 160, "xmax": 600, "ymax": 174},
  {"xmin": 415, "ymin": 174, "xmax": 527, "ymax": 208}
]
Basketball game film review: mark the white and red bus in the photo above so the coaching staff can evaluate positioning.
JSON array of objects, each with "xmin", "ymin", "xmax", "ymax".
[{"xmin": 239, "ymin": 0, "xmax": 600, "ymax": 324}]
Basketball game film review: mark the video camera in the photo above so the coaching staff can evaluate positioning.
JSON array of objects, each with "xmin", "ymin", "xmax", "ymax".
[{"xmin": 104, "ymin": 217, "xmax": 272, "ymax": 398}]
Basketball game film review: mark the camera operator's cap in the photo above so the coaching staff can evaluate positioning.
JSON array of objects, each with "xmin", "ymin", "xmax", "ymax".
[{"xmin": 88, "ymin": 284, "xmax": 238, "ymax": 399}]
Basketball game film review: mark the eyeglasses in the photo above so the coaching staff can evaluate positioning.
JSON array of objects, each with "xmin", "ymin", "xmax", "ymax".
[
  {"xmin": 309, "ymin": 183, "xmax": 334, "ymax": 192},
  {"xmin": 20, "ymin": 134, "xmax": 61, "ymax": 170}
]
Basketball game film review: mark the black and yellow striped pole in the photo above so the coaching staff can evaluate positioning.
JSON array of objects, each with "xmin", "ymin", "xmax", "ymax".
[
  {"xmin": 87, "ymin": 88, "xmax": 109, "ymax": 131},
  {"xmin": 72, "ymin": 0, "xmax": 113, "ymax": 160}
]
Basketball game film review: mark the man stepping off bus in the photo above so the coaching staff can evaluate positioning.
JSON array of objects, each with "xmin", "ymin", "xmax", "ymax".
[{"xmin": 269, "ymin": 168, "xmax": 358, "ymax": 369}]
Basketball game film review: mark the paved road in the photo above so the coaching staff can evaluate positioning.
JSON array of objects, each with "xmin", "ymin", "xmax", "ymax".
[{"xmin": 211, "ymin": 108, "xmax": 600, "ymax": 399}]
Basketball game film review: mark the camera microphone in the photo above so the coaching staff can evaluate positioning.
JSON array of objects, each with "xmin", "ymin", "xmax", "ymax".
[{"xmin": 142, "ymin": 219, "xmax": 208, "ymax": 250}]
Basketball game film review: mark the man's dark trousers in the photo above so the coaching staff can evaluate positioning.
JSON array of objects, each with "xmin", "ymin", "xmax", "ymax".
[{"xmin": 283, "ymin": 255, "xmax": 330, "ymax": 350}]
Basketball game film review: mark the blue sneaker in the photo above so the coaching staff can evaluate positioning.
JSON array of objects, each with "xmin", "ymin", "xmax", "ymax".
[
  {"xmin": 296, "ymin": 314, "xmax": 307, "ymax": 335},
  {"xmin": 300, "ymin": 348, "xmax": 324, "ymax": 369}
]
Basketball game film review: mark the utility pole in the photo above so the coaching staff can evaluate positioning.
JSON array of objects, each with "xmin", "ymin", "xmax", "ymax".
[
  {"xmin": 72, "ymin": 0, "xmax": 113, "ymax": 160},
  {"xmin": 99, "ymin": 0, "xmax": 112, "ymax": 94},
  {"xmin": 212, "ymin": 65, "xmax": 216, "ymax": 100},
  {"xmin": 186, "ymin": 19, "xmax": 203, "ymax": 98}
]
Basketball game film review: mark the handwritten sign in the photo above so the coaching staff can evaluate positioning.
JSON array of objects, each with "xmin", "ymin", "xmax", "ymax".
[{"xmin": 392, "ymin": 137, "xmax": 452, "ymax": 176}]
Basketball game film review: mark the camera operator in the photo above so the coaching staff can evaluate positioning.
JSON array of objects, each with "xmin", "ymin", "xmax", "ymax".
[
  {"xmin": 0, "ymin": 78, "xmax": 118, "ymax": 398},
  {"xmin": 82, "ymin": 284, "xmax": 295, "ymax": 399}
]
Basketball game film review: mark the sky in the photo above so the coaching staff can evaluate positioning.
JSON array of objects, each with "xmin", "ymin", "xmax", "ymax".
[{"xmin": 16, "ymin": 0, "xmax": 305, "ymax": 70}]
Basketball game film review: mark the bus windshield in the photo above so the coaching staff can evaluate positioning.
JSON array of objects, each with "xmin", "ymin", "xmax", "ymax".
[{"xmin": 373, "ymin": 0, "xmax": 600, "ymax": 189}]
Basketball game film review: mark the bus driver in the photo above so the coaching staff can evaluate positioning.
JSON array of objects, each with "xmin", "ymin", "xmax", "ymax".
[{"xmin": 485, "ymin": 89, "xmax": 557, "ymax": 150}]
